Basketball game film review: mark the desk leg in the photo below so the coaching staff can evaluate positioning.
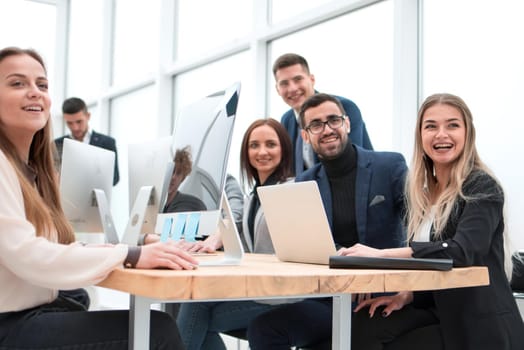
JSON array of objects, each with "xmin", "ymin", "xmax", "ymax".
[
  {"xmin": 129, "ymin": 295, "xmax": 151, "ymax": 350},
  {"xmin": 332, "ymin": 294, "xmax": 351, "ymax": 350}
]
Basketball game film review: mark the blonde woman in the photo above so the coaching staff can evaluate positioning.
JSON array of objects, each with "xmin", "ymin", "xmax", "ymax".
[
  {"xmin": 0, "ymin": 47, "xmax": 197, "ymax": 349},
  {"xmin": 343, "ymin": 93, "xmax": 524, "ymax": 349}
]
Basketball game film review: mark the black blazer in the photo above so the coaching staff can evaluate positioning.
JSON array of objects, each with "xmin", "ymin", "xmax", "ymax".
[
  {"xmin": 55, "ymin": 131, "xmax": 120, "ymax": 185},
  {"xmin": 411, "ymin": 170, "xmax": 524, "ymax": 350},
  {"xmin": 296, "ymin": 145, "xmax": 407, "ymax": 250}
]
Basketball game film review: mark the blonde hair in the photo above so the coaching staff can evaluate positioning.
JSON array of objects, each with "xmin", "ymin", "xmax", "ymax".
[
  {"xmin": 0, "ymin": 47, "xmax": 75, "ymax": 244},
  {"xmin": 406, "ymin": 93, "xmax": 494, "ymax": 240}
]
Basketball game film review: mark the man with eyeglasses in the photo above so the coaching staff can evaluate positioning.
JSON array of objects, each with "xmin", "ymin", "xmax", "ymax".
[
  {"xmin": 273, "ymin": 53, "xmax": 373, "ymax": 176},
  {"xmin": 247, "ymin": 93, "xmax": 407, "ymax": 349}
]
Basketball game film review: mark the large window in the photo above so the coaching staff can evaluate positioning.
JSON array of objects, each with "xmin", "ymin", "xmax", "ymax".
[
  {"xmin": 86, "ymin": 105, "xmax": 102, "ymax": 137},
  {"xmin": 175, "ymin": 0, "xmax": 252, "ymax": 61},
  {"xmin": 173, "ymin": 51, "xmax": 253, "ymax": 180},
  {"xmin": 422, "ymin": 0, "xmax": 524, "ymax": 248},
  {"xmin": 0, "ymin": 0, "xmax": 56, "ymax": 96},
  {"xmin": 112, "ymin": 0, "xmax": 161, "ymax": 87},
  {"xmin": 269, "ymin": 0, "xmax": 394, "ymax": 151},
  {"xmin": 271, "ymin": 0, "xmax": 334, "ymax": 24},
  {"xmin": 67, "ymin": 0, "xmax": 104, "ymax": 100},
  {"xmin": 110, "ymin": 85, "xmax": 156, "ymax": 231}
]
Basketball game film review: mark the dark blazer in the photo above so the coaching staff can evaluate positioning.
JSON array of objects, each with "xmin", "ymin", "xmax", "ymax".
[
  {"xmin": 296, "ymin": 145, "xmax": 407, "ymax": 249},
  {"xmin": 55, "ymin": 131, "xmax": 120, "ymax": 185},
  {"xmin": 280, "ymin": 93, "xmax": 373, "ymax": 176},
  {"xmin": 411, "ymin": 171, "xmax": 524, "ymax": 350}
]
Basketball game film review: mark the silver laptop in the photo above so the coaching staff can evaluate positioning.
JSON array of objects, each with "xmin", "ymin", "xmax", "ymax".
[{"xmin": 257, "ymin": 181, "xmax": 337, "ymax": 265}]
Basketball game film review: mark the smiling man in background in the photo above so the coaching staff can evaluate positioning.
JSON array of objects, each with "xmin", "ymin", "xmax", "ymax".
[
  {"xmin": 273, "ymin": 53, "xmax": 373, "ymax": 176},
  {"xmin": 54, "ymin": 97, "xmax": 120, "ymax": 185}
]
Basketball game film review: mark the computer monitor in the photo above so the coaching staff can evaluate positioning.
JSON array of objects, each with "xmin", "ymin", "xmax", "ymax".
[
  {"xmin": 155, "ymin": 81, "xmax": 241, "ymax": 239},
  {"xmin": 126, "ymin": 136, "xmax": 174, "ymax": 245},
  {"xmin": 60, "ymin": 138, "xmax": 116, "ymax": 243}
]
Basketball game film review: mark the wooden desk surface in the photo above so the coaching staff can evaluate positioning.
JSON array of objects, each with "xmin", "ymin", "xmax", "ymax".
[{"xmin": 97, "ymin": 253, "xmax": 489, "ymax": 300}]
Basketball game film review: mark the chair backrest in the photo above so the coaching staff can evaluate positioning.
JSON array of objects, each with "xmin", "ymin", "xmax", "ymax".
[{"xmin": 511, "ymin": 251, "xmax": 524, "ymax": 292}]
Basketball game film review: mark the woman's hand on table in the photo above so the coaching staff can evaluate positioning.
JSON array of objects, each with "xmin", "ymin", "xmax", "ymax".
[
  {"xmin": 181, "ymin": 231, "xmax": 223, "ymax": 253},
  {"xmin": 338, "ymin": 243, "xmax": 382, "ymax": 257},
  {"xmin": 136, "ymin": 241, "xmax": 198, "ymax": 270}
]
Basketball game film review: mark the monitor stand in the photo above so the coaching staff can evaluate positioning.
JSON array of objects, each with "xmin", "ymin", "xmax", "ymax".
[
  {"xmin": 198, "ymin": 193, "xmax": 244, "ymax": 266},
  {"xmin": 120, "ymin": 185, "xmax": 154, "ymax": 246},
  {"xmin": 92, "ymin": 188, "xmax": 119, "ymax": 245}
]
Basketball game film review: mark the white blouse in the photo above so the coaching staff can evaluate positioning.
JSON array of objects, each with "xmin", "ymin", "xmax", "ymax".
[
  {"xmin": 415, "ymin": 206, "xmax": 435, "ymax": 242},
  {"xmin": 0, "ymin": 149, "xmax": 128, "ymax": 312}
]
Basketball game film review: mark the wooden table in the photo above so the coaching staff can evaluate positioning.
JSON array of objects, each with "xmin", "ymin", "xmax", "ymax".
[{"xmin": 98, "ymin": 253, "xmax": 489, "ymax": 350}]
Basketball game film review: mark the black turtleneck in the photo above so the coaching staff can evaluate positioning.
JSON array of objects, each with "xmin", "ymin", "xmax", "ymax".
[
  {"xmin": 320, "ymin": 142, "xmax": 358, "ymax": 249},
  {"xmin": 247, "ymin": 172, "xmax": 280, "ymax": 244}
]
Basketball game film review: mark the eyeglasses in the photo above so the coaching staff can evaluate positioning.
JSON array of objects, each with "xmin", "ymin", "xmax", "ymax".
[{"xmin": 305, "ymin": 115, "xmax": 346, "ymax": 134}]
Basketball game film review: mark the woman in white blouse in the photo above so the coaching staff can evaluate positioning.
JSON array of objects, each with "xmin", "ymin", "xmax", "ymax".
[{"xmin": 0, "ymin": 46, "xmax": 197, "ymax": 349}]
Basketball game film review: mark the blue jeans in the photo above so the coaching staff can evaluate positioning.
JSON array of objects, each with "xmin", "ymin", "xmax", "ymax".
[{"xmin": 176, "ymin": 300, "xmax": 275, "ymax": 350}]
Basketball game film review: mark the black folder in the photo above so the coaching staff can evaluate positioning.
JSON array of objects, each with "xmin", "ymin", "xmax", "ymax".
[{"xmin": 329, "ymin": 256, "xmax": 453, "ymax": 271}]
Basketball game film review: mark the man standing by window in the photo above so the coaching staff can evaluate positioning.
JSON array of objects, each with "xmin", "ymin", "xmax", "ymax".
[
  {"xmin": 273, "ymin": 53, "xmax": 373, "ymax": 176},
  {"xmin": 54, "ymin": 97, "xmax": 120, "ymax": 185}
]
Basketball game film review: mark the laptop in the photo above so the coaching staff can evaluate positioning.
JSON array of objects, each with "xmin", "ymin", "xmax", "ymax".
[
  {"xmin": 257, "ymin": 181, "xmax": 337, "ymax": 265},
  {"xmin": 259, "ymin": 181, "xmax": 454, "ymax": 270}
]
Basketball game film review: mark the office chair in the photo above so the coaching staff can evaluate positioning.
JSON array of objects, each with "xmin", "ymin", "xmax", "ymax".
[
  {"xmin": 221, "ymin": 329, "xmax": 248, "ymax": 350},
  {"xmin": 511, "ymin": 250, "xmax": 524, "ymax": 292},
  {"xmin": 511, "ymin": 251, "xmax": 524, "ymax": 319}
]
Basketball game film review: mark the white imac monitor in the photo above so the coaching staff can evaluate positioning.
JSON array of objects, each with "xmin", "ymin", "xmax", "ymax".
[
  {"xmin": 155, "ymin": 82, "xmax": 241, "ymax": 240},
  {"xmin": 60, "ymin": 138, "xmax": 116, "ymax": 243},
  {"xmin": 126, "ymin": 136, "xmax": 174, "ymax": 244}
]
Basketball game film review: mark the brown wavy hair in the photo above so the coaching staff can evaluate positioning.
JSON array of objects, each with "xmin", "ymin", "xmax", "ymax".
[
  {"xmin": 0, "ymin": 47, "xmax": 74, "ymax": 243},
  {"xmin": 239, "ymin": 118, "xmax": 294, "ymax": 189}
]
